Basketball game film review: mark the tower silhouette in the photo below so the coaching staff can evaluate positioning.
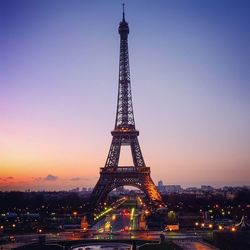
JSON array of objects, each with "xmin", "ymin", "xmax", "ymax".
[{"xmin": 90, "ymin": 6, "xmax": 162, "ymax": 207}]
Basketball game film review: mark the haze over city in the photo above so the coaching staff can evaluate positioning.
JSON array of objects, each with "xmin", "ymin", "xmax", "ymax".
[{"xmin": 1, "ymin": 0, "xmax": 250, "ymax": 191}]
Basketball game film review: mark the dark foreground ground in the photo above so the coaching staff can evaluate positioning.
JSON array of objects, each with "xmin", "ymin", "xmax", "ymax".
[
  {"xmin": 11, "ymin": 231, "xmax": 250, "ymax": 250},
  {"xmin": 13, "ymin": 239, "xmax": 182, "ymax": 250}
]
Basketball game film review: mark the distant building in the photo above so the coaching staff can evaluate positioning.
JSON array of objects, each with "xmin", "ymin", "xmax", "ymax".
[
  {"xmin": 225, "ymin": 192, "xmax": 236, "ymax": 200},
  {"xmin": 184, "ymin": 187, "xmax": 198, "ymax": 194},
  {"xmin": 158, "ymin": 180, "xmax": 163, "ymax": 187},
  {"xmin": 157, "ymin": 180, "xmax": 166, "ymax": 193},
  {"xmin": 69, "ymin": 187, "xmax": 79, "ymax": 192},
  {"xmin": 165, "ymin": 185, "xmax": 182, "ymax": 193},
  {"xmin": 157, "ymin": 181, "xmax": 182, "ymax": 194},
  {"xmin": 201, "ymin": 185, "xmax": 214, "ymax": 192}
]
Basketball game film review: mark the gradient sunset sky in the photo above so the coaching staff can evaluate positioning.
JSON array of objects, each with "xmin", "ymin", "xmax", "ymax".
[{"xmin": 0, "ymin": 0, "xmax": 250, "ymax": 191}]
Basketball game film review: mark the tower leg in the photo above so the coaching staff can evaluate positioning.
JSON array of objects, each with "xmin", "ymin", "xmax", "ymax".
[{"xmin": 142, "ymin": 175, "xmax": 162, "ymax": 205}]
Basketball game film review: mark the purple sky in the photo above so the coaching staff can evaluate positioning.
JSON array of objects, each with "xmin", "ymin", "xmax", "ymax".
[{"xmin": 0, "ymin": 0, "xmax": 250, "ymax": 191}]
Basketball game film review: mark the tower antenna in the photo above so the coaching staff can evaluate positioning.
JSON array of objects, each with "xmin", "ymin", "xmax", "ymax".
[{"xmin": 122, "ymin": 3, "xmax": 125, "ymax": 21}]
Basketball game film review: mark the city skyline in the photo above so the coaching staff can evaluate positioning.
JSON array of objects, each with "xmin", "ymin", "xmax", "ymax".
[{"xmin": 1, "ymin": 0, "xmax": 250, "ymax": 191}]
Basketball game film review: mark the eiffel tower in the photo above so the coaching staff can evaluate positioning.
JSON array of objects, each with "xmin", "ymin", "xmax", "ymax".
[{"xmin": 90, "ymin": 6, "xmax": 163, "ymax": 207}]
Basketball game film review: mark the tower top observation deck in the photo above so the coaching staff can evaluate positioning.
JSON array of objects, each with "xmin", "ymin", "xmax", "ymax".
[{"xmin": 119, "ymin": 4, "xmax": 129, "ymax": 36}]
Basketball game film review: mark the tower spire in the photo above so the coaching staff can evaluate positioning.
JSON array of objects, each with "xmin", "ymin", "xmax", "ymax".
[{"xmin": 122, "ymin": 3, "xmax": 125, "ymax": 21}]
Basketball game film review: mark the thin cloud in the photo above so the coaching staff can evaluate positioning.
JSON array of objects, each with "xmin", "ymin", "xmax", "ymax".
[
  {"xmin": 44, "ymin": 175, "xmax": 58, "ymax": 181},
  {"xmin": 0, "ymin": 177, "xmax": 14, "ymax": 182},
  {"xmin": 68, "ymin": 177, "xmax": 92, "ymax": 181},
  {"xmin": 32, "ymin": 177, "xmax": 42, "ymax": 182},
  {"xmin": 69, "ymin": 177, "xmax": 81, "ymax": 181}
]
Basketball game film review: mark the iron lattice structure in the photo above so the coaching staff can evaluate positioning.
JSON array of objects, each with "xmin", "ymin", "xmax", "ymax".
[{"xmin": 90, "ymin": 8, "xmax": 163, "ymax": 207}]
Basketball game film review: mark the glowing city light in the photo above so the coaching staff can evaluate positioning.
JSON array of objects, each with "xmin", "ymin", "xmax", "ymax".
[
  {"xmin": 130, "ymin": 208, "xmax": 135, "ymax": 221},
  {"xmin": 94, "ymin": 207, "xmax": 113, "ymax": 220}
]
